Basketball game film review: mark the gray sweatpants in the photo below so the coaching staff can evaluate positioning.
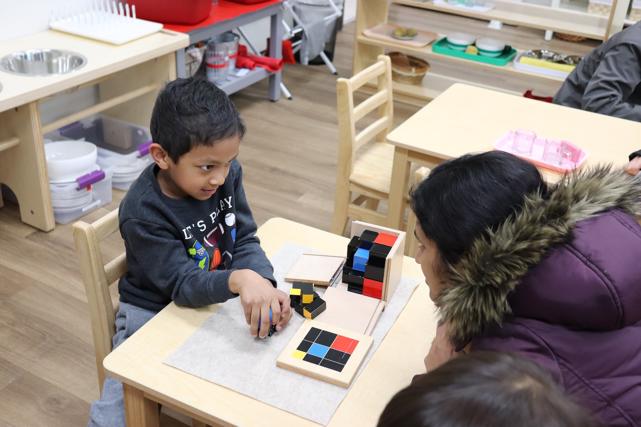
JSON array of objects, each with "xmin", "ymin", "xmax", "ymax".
[{"xmin": 87, "ymin": 302, "xmax": 157, "ymax": 427}]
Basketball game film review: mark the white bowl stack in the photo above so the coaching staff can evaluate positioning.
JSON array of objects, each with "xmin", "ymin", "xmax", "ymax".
[{"xmin": 45, "ymin": 140, "xmax": 112, "ymax": 224}]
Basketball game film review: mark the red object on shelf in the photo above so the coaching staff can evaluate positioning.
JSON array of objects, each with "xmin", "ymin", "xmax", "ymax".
[
  {"xmin": 523, "ymin": 89, "xmax": 553, "ymax": 103},
  {"xmin": 236, "ymin": 45, "xmax": 283, "ymax": 72},
  {"xmin": 126, "ymin": 0, "xmax": 211, "ymax": 25},
  {"xmin": 228, "ymin": 0, "xmax": 272, "ymax": 3},
  {"xmin": 164, "ymin": 0, "xmax": 283, "ymax": 33}
]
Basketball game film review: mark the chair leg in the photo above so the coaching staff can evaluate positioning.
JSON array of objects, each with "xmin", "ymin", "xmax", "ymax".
[
  {"xmin": 405, "ymin": 207, "xmax": 419, "ymax": 256},
  {"xmin": 332, "ymin": 187, "xmax": 350, "ymax": 235}
]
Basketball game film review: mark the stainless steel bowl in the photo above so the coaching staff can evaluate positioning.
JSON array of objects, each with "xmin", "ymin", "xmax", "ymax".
[{"xmin": 0, "ymin": 49, "xmax": 87, "ymax": 76}]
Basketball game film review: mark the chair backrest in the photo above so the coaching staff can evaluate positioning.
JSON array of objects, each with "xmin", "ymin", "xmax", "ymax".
[
  {"xmin": 72, "ymin": 209, "xmax": 126, "ymax": 391},
  {"xmin": 336, "ymin": 55, "xmax": 394, "ymax": 177}
]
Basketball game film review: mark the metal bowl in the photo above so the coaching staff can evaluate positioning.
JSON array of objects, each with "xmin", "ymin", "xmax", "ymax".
[{"xmin": 0, "ymin": 49, "xmax": 87, "ymax": 76}]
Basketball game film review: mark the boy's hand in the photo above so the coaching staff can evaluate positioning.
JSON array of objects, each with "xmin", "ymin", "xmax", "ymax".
[
  {"xmin": 625, "ymin": 157, "xmax": 641, "ymax": 176},
  {"xmin": 229, "ymin": 269, "xmax": 292, "ymax": 338}
]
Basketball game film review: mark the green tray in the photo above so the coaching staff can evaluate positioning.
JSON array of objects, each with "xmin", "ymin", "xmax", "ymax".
[{"xmin": 432, "ymin": 38, "xmax": 517, "ymax": 66}]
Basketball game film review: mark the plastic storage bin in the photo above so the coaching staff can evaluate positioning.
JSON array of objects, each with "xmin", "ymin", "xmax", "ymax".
[
  {"xmin": 50, "ymin": 168, "xmax": 113, "ymax": 224},
  {"xmin": 56, "ymin": 115, "xmax": 153, "ymax": 190}
]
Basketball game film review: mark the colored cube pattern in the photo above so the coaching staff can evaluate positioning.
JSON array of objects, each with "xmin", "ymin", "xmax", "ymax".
[
  {"xmin": 342, "ymin": 230, "xmax": 397, "ymax": 299},
  {"xmin": 291, "ymin": 327, "xmax": 359, "ymax": 372}
]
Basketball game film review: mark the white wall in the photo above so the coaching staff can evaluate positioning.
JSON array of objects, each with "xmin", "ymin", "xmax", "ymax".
[{"xmin": 0, "ymin": 0, "xmax": 96, "ymax": 41}]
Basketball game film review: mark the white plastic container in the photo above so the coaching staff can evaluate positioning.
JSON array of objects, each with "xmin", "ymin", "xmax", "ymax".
[
  {"xmin": 50, "ymin": 168, "xmax": 113, "ymax": 224},
  {"xmin": 54, "ymin": 115, "xmax": 153, "ymax": 190},
  {"xmin": 45, "ymin": 140, "xmax": 98, "ymax": 182}
]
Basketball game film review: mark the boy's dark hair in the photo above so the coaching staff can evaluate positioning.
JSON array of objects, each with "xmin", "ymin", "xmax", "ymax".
[
  {"xmin": 410, "ymin": 151, "xmax": 547, "ymax": 267},
  {"xmin": 378, "ymin": 352, "xmax": 601, "ymax": 427},
  {"xmin": 150, "ymin": 78, "xmax": 246, "ymax": 162}
]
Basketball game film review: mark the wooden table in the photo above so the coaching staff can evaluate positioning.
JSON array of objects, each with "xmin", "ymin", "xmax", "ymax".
[
  {"xmin": 103, "ymin": 218, "xmax": 436, "ymax": 426},
  {"xmin": 0, "ymin": 30, "xmax": 188, "ymax": 231},
  {"xmin": 386, "ymin": 83, "xmax": 641, "ymax": 229}
]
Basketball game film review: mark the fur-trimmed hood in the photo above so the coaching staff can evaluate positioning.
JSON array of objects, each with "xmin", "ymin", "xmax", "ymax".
[{"xmin": 438, "ymin": 166, "xmax": 641, "ymax": 347}]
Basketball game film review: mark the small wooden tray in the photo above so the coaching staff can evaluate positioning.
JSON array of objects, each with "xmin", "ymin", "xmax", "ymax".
[
  {"xmin": 363, "ymin": 24, "xmax": 437, "ymax": 48},
  {"xmin": 285, "ymin": 254, "xmax": 345, "ymax": 287}
]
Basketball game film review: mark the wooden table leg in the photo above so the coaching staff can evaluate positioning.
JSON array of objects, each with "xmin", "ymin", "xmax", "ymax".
[
  {"xmin": 0, "ymin": 103, "xmax": 55, "ymax": 231},
  {"xmin": 388, "ymin": 147, "xmax": 410, "ymax": 229},
  {"xmin": 123, "ymin": 383, "xmax": 160, "ymax": 427}
]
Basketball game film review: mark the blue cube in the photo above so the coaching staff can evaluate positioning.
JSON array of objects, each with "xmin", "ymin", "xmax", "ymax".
[{"xmin": 353, "ymin": 248, "xmax": 369, "ymax": 272}]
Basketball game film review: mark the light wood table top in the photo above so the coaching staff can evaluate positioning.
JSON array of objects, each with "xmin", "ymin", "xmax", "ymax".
[
  {"xmin": 103, "ymin": 218, "xmax": 436, "ymax": 426},
  {"xmin": 0, "ymin": 29, "xmax": 188, "ymax": 112},
  {"xmin": 385, "ymin": 83, "xmax": 641, "ymax": 228}
]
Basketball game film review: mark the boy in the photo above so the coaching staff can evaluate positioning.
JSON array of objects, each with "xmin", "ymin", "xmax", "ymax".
[{"xmin": 88, "ymin": 78, "xmax": 291, "ymax": 427}]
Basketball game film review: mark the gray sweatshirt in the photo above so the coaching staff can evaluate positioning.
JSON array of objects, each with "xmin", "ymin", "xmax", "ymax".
[
  {"xmin": 554, "ymin": 21, "xmax": 641, "ymax": 121},
  {"xmin": 117, "ymin": 161, "xmax": 275, "ymax": 312}
]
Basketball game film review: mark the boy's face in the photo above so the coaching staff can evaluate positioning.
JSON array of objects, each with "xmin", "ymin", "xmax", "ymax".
[{"xmin": 154, "ymin": 135, "xmax": 241, "ymax": 200}]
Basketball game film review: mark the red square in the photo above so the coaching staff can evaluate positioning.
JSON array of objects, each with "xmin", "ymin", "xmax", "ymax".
[
  {"xmin": 331, "ymin": 335, "xmax": 359, "ymax": 354},
  {"xmin": 374, "ymin": 232, "xmax": 397, "ymax": 247},
  {"xmin": 363, "ymin": 278, "xmax": 383, "ymax": 299}
]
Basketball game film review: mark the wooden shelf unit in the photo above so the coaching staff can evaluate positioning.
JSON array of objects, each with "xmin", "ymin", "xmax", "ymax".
[
  {"xmin": 394, "ymin": 0, "xmax": 617, "ymax": 40},
  {"xmin": 353, "ymin": 0, "xmax": 629, "ymax": 103}
]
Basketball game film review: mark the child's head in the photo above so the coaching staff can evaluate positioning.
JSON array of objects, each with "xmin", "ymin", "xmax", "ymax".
[
  {"xmin": 410, "ymin": 151, "xmax": 547, "ymax": 300},
  {"xmin": 378, "ymin": 352, "xmax": 600, "ymax": 427},
  {"xmin": 149, "ymin": 78, "xmax": 246, "ymax": 200}
]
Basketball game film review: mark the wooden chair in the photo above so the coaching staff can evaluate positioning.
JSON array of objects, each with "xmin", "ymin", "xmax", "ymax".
[
  {"xmin": 73, "ymin": 209, "xmax": 125, "ymax": 392},
  {"xmin": 332, "ymin": 54, "xmax": 428, "ymax": 243},
  {"xmin": 73, "ymin": 210, "xmax": 211, "ymax": 427}
]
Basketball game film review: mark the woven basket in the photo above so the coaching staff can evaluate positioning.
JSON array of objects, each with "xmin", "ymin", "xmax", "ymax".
[
  {"xmin": 389, "ymin": 52, "xmax": 430, "ymax": 85},
  {"xmin": 555, "ymin": 32, "xmax": 588, "ymax": 43}
]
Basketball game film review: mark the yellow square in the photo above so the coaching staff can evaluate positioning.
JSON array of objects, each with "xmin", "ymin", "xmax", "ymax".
[
  {"xmin": 302, "ymin": 294, "xmax": 313, "ymax": 304},
  {"xmin": 290, "ymin": 288, "xmax": 302, "ymax": 296},
  {"xmin": 292, "ymin": 350, "xmax": 306, "ymax": 360},
  {"xmin": 303, "ymin": 308, "xmax": 312, "ymax": 319}
]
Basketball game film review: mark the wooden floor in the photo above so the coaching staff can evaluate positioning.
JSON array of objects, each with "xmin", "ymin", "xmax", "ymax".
[{"xmin": 0, "ymin": 7, "xmax": 599, "ymax": 426}]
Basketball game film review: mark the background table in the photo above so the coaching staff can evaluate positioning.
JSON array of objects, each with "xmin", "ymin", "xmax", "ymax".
[
  {"xmin": 386, "ymin": 83, "xmax": 641, "ymax": 229},
  {"xmin": 166, "ymin": 0, "xmax": 283, "ymax": 101},
  {"xmin": 103, "ymin": 217, "xmax": 436, "ymax": 426}
]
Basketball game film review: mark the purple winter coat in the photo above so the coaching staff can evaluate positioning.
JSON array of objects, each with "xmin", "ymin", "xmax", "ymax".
[{"xmin": 437, "ymin": 167, "xmax": 641, "ymax": 426}]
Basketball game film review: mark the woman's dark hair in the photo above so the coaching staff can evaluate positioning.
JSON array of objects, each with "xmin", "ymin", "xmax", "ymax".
[
  {"xmin": 410, "ymin": 151, "xmax": 547, "ymax": 266},
  {"xmin": 378, "ymin": 352, "xmax": 601, "ymax": 427},
  {"xmin": 150, "ymin": 77, "xmax": 246, "ymax": 162}
]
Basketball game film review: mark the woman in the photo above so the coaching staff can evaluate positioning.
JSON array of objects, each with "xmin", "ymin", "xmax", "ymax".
[{"xmin": 410, "ymin": 151, "xmax": 641, "ymax": 426}]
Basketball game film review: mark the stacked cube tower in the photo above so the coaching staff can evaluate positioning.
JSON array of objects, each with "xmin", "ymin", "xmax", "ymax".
[{"xmin": 343, "ymin": 230, "xmax": 397, "ymax": 299}]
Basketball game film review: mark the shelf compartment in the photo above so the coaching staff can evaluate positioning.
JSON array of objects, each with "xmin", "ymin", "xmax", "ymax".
[
  {"xmin": 393, "ymin": 0, "xmax": 610, "ymax": 40},
  {"xmin": 357, "ymin": 34, "xmax": 566, "ymax": 83}
]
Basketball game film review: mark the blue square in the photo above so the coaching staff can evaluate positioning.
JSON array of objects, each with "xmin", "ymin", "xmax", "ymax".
[
  {"xmin": 353, "ymin": 248, "xmax": 369, "ymax": 272},
  {"xmin": 307, "ymin": 343, "xmax": 330, "ymax": 359}
]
